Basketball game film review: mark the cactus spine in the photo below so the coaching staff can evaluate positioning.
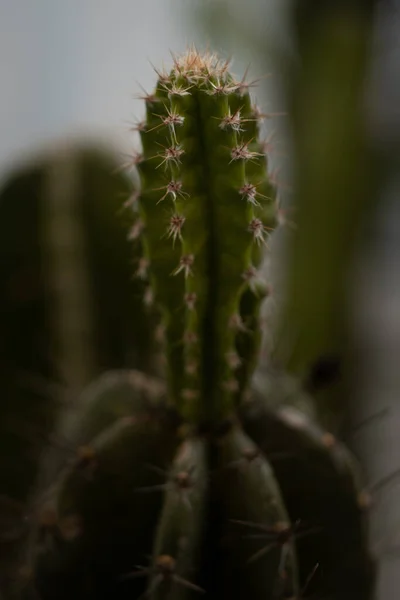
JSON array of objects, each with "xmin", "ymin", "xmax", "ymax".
[{"xmin": 18, "ymin": 50, "xmax": 375, "ymax": 600}]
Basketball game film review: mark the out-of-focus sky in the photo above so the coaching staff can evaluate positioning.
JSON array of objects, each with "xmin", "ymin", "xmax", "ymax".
[
  {"xmin": 0, "ymin": 0, "xmax": 287, "ymax": 181},
  {"xmin": 0, "ymin": 1, "xmax": 187, "ymax": 177}
]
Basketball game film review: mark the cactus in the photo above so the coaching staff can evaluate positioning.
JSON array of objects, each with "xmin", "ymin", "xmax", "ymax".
[
  {"xmin": 0, "ymin": 144, "xmax": 157, "ymax": 592},
  {"xmin": 15, "ymin": 50, "xmax": 375, "ymax": 600}
]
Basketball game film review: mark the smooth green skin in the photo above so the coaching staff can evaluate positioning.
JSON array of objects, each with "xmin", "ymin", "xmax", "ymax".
[{"xmin": 137, "ymin": 62, "xmax": 278, "ymax": 423}]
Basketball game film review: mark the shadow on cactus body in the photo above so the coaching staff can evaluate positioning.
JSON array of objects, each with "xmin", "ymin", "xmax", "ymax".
[{"xmin": 18, "ymin": 51, "xmax": 376, "ymax": 600}]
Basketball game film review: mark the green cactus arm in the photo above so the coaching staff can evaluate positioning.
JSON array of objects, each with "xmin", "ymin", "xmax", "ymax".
[
  {"xmin": 26, "ymin": 404, "xmax": 178, "ymax": 600},
  {"xmin": 239, "ymin": 396, "xmax": 375, "ymax": 598},
  {"xmin": 147, "ymin": 437, "xmax": 207, "ymax": 599},
  {"xmin": 136, "ymin": 51, "xmax": 277, "ymax": 423},
  {"xmin": 215, "ymin": 425, "xmax": 299, "ymax": 599}
]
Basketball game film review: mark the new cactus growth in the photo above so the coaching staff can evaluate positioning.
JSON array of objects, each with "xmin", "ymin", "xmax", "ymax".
[{"xmin": 17, "ymin": 50, "xmax": 375, "ymax": 600}]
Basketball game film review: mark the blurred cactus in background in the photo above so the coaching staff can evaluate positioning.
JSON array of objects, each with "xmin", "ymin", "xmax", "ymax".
[
  {"xmin": 0, "ymin": 143, "xmax": 157, "ymax": 592},
  {"xmin": 272, "ymin": 0, "xmax": 382, "ymax": 431}
]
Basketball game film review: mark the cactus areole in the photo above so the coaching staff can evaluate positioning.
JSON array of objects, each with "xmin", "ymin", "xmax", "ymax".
[{"xmin": 135, "ymin": 49, "xmax": 277, "ymax": 425}]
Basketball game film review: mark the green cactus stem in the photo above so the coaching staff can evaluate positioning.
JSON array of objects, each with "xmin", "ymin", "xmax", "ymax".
[{"xmin": 135, "ymin": 49, "xmax": 278, "ymax": 423}]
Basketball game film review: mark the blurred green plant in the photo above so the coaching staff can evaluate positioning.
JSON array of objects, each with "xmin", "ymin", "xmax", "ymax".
[
  {"xmin": 0, "ymin": 143, "xmax": 157, "ymax": 591},
  {"xmin": 273, "ymin": 0, "xmax": 382, "ymax": 429}
]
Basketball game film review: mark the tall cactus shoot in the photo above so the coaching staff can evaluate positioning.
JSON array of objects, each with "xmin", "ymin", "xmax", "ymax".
[
  {"xmin": 18, "ymin": 49, "xmax": 375, "ymax": 600},
  {"xmin": 136, "ymin": 49, "xmax": 277, "ymax": 421}
]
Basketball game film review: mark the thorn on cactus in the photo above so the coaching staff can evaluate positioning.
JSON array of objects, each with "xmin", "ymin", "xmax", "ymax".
[
  {"xmin": 230, "ymin": 141, "xmax": 261, "ymax": 163},
  {"xmin": 222, "ymin": 379, "xmax": 239, "ymax": 394},
  {"xmin": 183, "ymin": 331, "xmax": 198, "ymax": 346},
  {"xmin": 218, "ymin": 108, "xmax": 246, "ymax": 132},
  {"xmin": 148, "ymin": 106, "xmax": 185, "ymax": 142},
  {"xmin": 321, "ymin": 433, "xmax": 336, "ymax": 449},
  {"xmin": 167, "ymin": 214, "xmax": 185, "ymax": 245},
  {"xmin": 226, "ymin": 351, "xmax": 242, "ymax": 370},
  {"xmin": 206, "ymin": 79, "xmax": 237, "ymax": 96},
  {"xmin": 153, "ymin": 180, "xmax": 189, "ymax": 204},
  {"xmin": 226, "ymin": 447, "xmax": 262, "ymax": 471},
  {"xmin": 121, "ymin": 555, "xmax": 204, "ymax": 593},
  {"xmin": 121, "ymin": 151, "xmax": 144, "ymax": 171},
  {"xmin": 232, "ymin": 64, "xmax": 267, "ymax": 96},
  {"xmin": 154, "ymin": 323, "xmax": 166, "ymax": 343},
  {"xmin": 248, "ymin": 217, "xmax": 268, "ymax": 245},
  {"xmin": 155, "ymin": 143, "xmax": 185, "ymax": 170},
  {"xmin": 250, "ymin": 104, "xmax": 268, "ymax": 123},
  {"xmin": 234, "ymin": 518, "xmax": 321, "ymax": 569},
  {"xmin": 128, "ymin": 219, "xmax": 144, "ymax": 241},
  {"xmin": 149, "ymin": 61, "xmax": 171, "ymax": 85},
  {"xmin": 136, "ymin": 258, "xmax": 149, "ymax": 279},
  {"xmin": 162, "ymin": 81, "xmax": 193, "ymax": 97},
  {"xmin": 184, "ymin": 292, "xmax": 197, "ymax": 311},
  {"xmin": 172, "ymin": 254, "xmax": 194, "ymax": 277},
  {"xmin": 122, "ymin": 190, "xmax": 140, "ymax": 209},
  {"xmin": 135, "ymin": 83, "xmax": 160, "ymax": 105},
  {"xmin": 185, "ymin": 361, "xmax": 198, "ymax": 376},
  {"xmin": 242, "ymin": 265, "xmax": 258, "ymax": 282},
  {"xmin": 129, "ymin": 119, "xmax": 147, "ymax": 133},
  {"xmin": 286, "ymin": 563, "xmax": 320, "ymax": 600},
  {"xmin": 181, "ymin": 388, "xmax": 200, "ymax": 401},
  {"xmin": 135, "ymin": 466, "xmax": 194, "ymax": 498},
  {"xmin": 239, "ymin": 182, "xmax": 272, "ymax": 207},
  {"xmin": 144, "ymin": 286, "xmax": 154, "ymax": 307}
]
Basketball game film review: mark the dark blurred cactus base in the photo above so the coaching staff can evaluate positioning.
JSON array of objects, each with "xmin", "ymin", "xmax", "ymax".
[
  {"xmin": 0, "ymin": 142, "xmax": 157, "ymax": 593},
  {"xmin": 16, "ymin": 369, "xmax": 375, "ymax": 600}
]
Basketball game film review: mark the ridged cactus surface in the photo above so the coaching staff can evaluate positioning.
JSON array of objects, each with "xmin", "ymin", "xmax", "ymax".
[
  {"xmin": 15, "ymin": 50, "xmax": 375, "ymax": 600},
  {"xmin": 135, "ymin": 50, "xmax": 277, "ymax": 421}
]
